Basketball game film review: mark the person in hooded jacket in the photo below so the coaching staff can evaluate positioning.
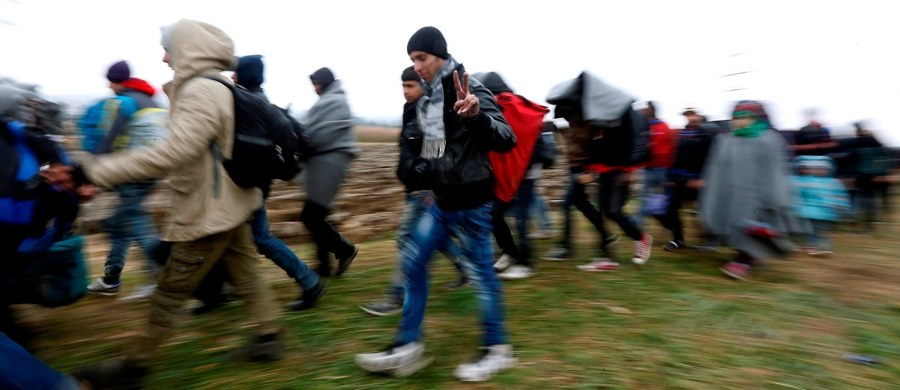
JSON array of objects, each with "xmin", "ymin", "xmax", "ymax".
[
  {"xmin": 43, "ymin": 19, "xmax": 285, "ymax": 388},
  {"xmin": 300, "ymin": 67, "xmax": 360, "ymax": 278}
]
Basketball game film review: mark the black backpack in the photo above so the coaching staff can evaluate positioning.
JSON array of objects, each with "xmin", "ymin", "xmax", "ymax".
[
  {"xmin": 204, "ymin": 76, "xmax": 305, "ymax": 189},
  {"xmin": 589, "ymin": 108, "xmax": 651, "ymax": 167},
  {"xmin": 536, "ymin": 122, "xmax": 558, "ymax": 169}
]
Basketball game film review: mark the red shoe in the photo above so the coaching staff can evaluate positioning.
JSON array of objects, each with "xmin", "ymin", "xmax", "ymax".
[
  {"xmin": 577, "ymin": 260, "xmax": 620, "ymax": 272},
  {"xmin": 632, "ymin": 234, "xmax": 653, "ymax": 265},
  {"xmin": 720, "ymin": 261, "xmax": 750, "ymax": 280}
]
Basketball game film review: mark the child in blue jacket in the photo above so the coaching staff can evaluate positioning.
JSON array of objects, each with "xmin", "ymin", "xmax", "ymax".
[{"xmin": 791, "ymin": 156, "xmax": 850, "ymax": 255}]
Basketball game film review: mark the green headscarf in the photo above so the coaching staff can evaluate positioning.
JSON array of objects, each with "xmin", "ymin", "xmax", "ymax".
[{"xmin": 732, "ymin": 110, "xmax": 767, "ymax": 138}]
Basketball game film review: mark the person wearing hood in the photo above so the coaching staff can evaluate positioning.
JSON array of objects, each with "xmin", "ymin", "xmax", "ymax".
[
  {"xmin": 189, "ymin": 54, "xmax": 327, "ymax": 315},
  {"xmin": 81, "ymin": 60, "xmax": 163, "ymax": 302},
  {"xmin": 790, "ymin": 155, "xmax": 849, "ymax": 256},
  {"xmin": 299, "ymin": 66, "xmax": 360, "ymax": 278},
  {"xmin": 700, "ymin": 100, "xmax": 798, "ymax": 280},
  {"xmin": 44, "ymin": 19, "xmax": 285, "ymax": 388},
  {"xmin": 473, "ymin": 71, "xmax": 548, "ymax": 281},
  {"xmin": 355, "ymin": 26, "xmax": 517, "ymax": 382}
]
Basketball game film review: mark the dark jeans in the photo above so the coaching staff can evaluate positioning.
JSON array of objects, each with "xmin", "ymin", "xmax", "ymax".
[
  {"xmin": 597, "ymin": 170, "xmax": 643, "ymax": 241},
  {"xmin": 510, "ymin": 178, "xmax": 536, "ymax": 267},
  {"xmin": 103, "ymin": 182, "xmax": 160, "ymax": 283},
  {"xmin": 492, "ymin": 200, "xmax": 526, "ymax": 264},
  {"xmin": 561, "ymin": 167, "xmax": 609, "ymax": 252},
  {"xmin": 652, "ymin": 174, "xmax": 698, "ymax": 244},
  {"xmin": 301, "ymin": 200, "xmax": 354, "ymax": 272}
]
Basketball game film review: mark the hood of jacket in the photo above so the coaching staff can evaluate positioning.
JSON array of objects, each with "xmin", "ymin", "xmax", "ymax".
[
  {"xmin": 793, "ymin": 155, "xmax": 836, "ymax": 176},
  {"xmin": 167, "ymin": 19, "xmax": 235, "ymax": 87},
  {"xmin": 473, "ymin": 72, "xmax": 513, "ymax": 95},
  {"xmin": 546, "ymin": 71, "xmax": 634, "ymax": 126}
]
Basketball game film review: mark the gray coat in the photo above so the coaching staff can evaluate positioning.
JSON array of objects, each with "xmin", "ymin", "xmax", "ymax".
[
  {"xmin": 700, "ymin": 130, "xmax": 802, "ymax": 260},
  {"xmin": 302, "ymin": 80, "xmax": 359, "ymax": 157}
]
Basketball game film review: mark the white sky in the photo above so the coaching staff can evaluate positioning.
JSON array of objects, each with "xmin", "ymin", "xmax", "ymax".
[{"xmin": 2, "ymin": 0, "xmax": 898, "ymax": 145}]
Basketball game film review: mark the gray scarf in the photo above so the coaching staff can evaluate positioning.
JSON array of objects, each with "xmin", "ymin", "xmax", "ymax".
[{"xmin": 417, "ymin": 56, "xmax": 459, "ymax": 159}]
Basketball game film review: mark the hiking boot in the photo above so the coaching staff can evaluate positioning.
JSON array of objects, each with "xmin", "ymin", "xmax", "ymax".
[
  {"xmin": 493, "ymin": 253, "xmax": 517, "ymax": 272},
  {"xmin": 359, "ymin": 296, "xmax": 403, "ymax": 317},
  {"xmin": 632, "ymin": 234, "xmax": 653, "ymax": 265},
  {"xmin": 335, "ymin": 245, "xmax": 359, "ymax": 277},
  {"xmin": 499, "ymin": 265, "xmax": 533, "ymax": 280},
  {"xmin": 542, "ymin": 248, "xmax": 570, "ymax": 261},
  {"xmin": 88, "ymin": 278, "xmax": 122, "ymax": 296},
  {"xmin": 453, "ymin": 344, "xmax": 517, "ymax": 382},
  {"xmin": 443, "ymin": 276, "xmax": 472, "ymax": 290},
  {"xmin": 228, "ymin": 332, "xmax": 285, "ymax": 362},
  {"xmin": 286, "ymin": 281, "xmax": 327, "ymax": 311},
  {"xmin": 120, "ymin": 283, "xmax": 156, "ymax": 303},
  {"xmin": 355, "ymin": 342, "xmax": 433, "ymax": 377},
  {"xmin": 577, "ymin": 260, "xmax": 620, "ymax": 272},
  {"xmin": 720, "ymin": 261, "xmax": 750, "ymax": 280},
  {"xmin": 72, "ymin": 358, "xmax": 148, "ymax": 390},
  {"xmin": 663, "ymin": 240, "xmax": 685, "ymax": 252}
]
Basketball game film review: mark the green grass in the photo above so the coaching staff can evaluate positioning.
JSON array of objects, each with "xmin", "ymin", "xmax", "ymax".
[{"xmin": 23, "ymin": 211, "xmax": 900, "ymax": 389}]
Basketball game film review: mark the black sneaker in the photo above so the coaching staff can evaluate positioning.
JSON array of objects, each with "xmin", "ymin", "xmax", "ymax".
[
  {"xmin": 72, "ymin": 358, "xmax": 148, "ymax": 390},
  {"xmin": 286, "ymin": 281, "xmax": 327, "ymax": 311},
  {"xmin": 335, "ymin": 245, "xmax": 359, "ymax": 277},
  {"xmin": 663, "ymin": 240, "xmax": 685, "ymax": 252},
  {"xmin": 443, "ymin": 276, "xmax": 471, "ymax": 290},
  {"xmin": 359, "ymin": 296, "xmax": 404, "ymax": 317}
]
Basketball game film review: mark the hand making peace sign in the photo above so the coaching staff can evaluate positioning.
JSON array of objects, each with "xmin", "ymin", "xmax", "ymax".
[{"xmin": 453, "ymin": 70, "xmax": 479, "ymax": 119}]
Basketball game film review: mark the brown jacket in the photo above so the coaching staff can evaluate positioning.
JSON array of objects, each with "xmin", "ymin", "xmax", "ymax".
[
  {"xmin": 559, "ymin": 122, "xmax": 594, "ymax": 167},
  {"xmin": 83, "ymin": 19, "xmax": 261, "ymax": 242}
]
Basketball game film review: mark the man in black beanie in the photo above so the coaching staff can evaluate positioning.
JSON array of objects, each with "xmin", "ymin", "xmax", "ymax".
[
  {"xmin": 355, "ymin": 26, "xmax": 518, "ymax": 382},
  {"xmin": 299, "ymin": 67, "xmax": 359, "ymax": 277}
]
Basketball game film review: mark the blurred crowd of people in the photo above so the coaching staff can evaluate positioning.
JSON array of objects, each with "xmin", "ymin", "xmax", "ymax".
[{"xmin": 1, "ymin": 20, "xmax": 896, "ymax": 389}]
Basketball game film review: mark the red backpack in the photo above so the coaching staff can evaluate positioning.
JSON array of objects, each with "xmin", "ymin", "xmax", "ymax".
[{"xmin": 489, "ymin": 93, "xmax": 549, "ymax": 203}]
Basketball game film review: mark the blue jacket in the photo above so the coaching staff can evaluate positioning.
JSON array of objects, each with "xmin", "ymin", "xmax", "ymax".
[{"xmin": 791, "ymin": 156, "xmax": 850, "ymax": 221}]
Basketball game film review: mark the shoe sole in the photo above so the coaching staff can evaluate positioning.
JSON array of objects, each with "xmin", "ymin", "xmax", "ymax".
[
  {"xmin": 89, "ymin": 290, "xmax": 121, "ymax": 297},
  {"xmin": 335, "ymin": 246, "xmax": 359, "ymax": 277},
  {"xmin": 576, "ymin": 265, "xmax": 618, "ymax": 272},
  {"xmin": 359, "ymin": 305, "xmax": 402, "ymax": 317},
  {"xmin": 455, "ymin": 357, "xmax": 518, "ymax": 382},
  {"xmin": 499, "ymin": 272, "xmax": 533, "ymax": 280},
  {"xmin": 720, "ymin": 267, "xmax": 747, "ymax": 280},
  {"xmin": 390, "ymin": 356, "xmax": 433, "ymax": 378}
]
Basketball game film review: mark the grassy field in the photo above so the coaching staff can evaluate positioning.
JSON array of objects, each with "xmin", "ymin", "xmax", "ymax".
[{"xmin": 18, "ymin": 207, "xmax": 900, "ymax": 389}]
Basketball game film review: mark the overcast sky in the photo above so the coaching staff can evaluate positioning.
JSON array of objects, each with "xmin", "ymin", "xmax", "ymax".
[{"xmin": 2, "ymin": 0, "xmax": 897, "ymax": 145}]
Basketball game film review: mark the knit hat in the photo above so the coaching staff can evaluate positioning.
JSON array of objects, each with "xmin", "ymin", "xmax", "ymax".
[
  {"xmin": 236, "ymin": 55, "xmax": 264, "ymax": 90},
  {"xmin": 309, "ymin": 67, "xmax": 335, "ymax": 91},
  {"xmin": 401, "ymin": 66, "xmax": 419, "ymax": 82},
  {"xmin": 732, "ymin": 100, "xmax": 769, "ymax": 123},
  {"xmin": 106, "ymin": 60, "xmax": 131, "ymax": 83},
  {"xmin": 406, "ymin": 26, "xmax": 449, "ymax": 59},
  {"xmin": 474, "ymin": 72, "xmax": 513, "ymax": 95}
]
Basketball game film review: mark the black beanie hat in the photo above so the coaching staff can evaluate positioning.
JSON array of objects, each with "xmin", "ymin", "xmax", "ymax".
[
  {"xmin": 310, "ymin": 67, "xmax": 335, "ymax": 91},
  {"xmin": 236, "ymin": 55, "xmax": 264, "ymax": 90},
  {"xmin": 106, "ymin": 60, "xmax": 131, "ymax": 83},
  {"xmin": 401, "ymin": 66, "xmax": 419, "ymax": 82},
  {"xmin": 406, "ymin": 26, "xmax": 449, "ymax": 59}
]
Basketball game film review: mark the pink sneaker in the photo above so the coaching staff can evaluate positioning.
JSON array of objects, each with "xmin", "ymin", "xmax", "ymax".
[
  {"xmin": 632, "ymin": 234, "xmax": 653, "ymax": 265},
  {"xmin": 577, "ymin": 260, "xmax": 620, "ymax": 272},
  {"xmin": 720, "ymin": 261, "xmax": 750, "ymax": 280}
]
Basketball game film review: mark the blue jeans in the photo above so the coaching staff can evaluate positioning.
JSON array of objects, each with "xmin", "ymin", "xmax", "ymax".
[
  {"xmin": 104, "ymin": 182, "xmax": 160, "ymax": 282},
  {"xmin": 511, "ymin": 179, "xmax": 536, "ymax": 267},
  {"xmin": 638, "ymin": 167, "xmax": 668, "ymax": 228},
  {"xmin": 529, "ymin": 185, "xmax": 552, "ymax": 232},
  {"xmin": 806, "ymin": 219, "xmax": 834, "ymax": 250},
  {"xmin": 397, "ymin": 201, "xmax": 508, "ymax": 346},
  {"xmin": 389, "ymin": 191, "xmax": 465, "ymax": 298},
  {"xmin": 252, "ymin": 204, "xmax": 318, "ymax": 290},
  {"xmin": 0, "ymin": 332, "xmax": 79, "ymax": 389}
]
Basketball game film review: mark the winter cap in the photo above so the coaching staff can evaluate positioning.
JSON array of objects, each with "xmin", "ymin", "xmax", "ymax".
[
  {"xmin": 236, "ymin": 55, "xmax": 264, "ymax": 90},
  {"xmin": 732, "ymin": 100, "xmax": 770, "ymax": 123},
  {"xmin": 401, "ymin": 66, "xmax": 419, "ymax": 82},
  {"xmin": 309, "ymin": 67, "xmax": 335, "ymax": 91},
  {"xmin": 106, "ymin": 60, "xmax": 131, "ymax": 83},
  {"xmin": 406, "ymin": 26, "xmax": 449, "ymax": 59}
]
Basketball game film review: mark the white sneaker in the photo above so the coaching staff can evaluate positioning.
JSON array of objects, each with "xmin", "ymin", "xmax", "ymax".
[
  {"xmin": 499, "ymin": 265, "xmax": 533, "ymax": 280},
  {"xmin": 87, "ymin": 278, "xmax": 121, "ymax": 296},
  {"xmin": 355, "ymin": 342, "xmax": 432, "ymax": 377},
  {"xmin": 120, "ymin": 283, "xmax": 157, "ymax": 302},
  {"xmin": 454, "ymin": 344, "xmax": 517, "ymax": 382},
  {"xmin": 493, "ymin": 253, "xmax": 516, "ymax": 272}
]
